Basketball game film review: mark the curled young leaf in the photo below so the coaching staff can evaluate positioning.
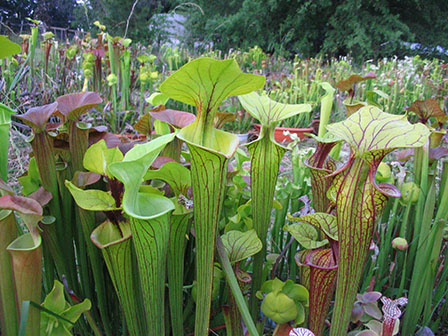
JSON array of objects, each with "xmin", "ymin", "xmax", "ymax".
[{"xmin": 108, "ymin": 133, "xmax": 176, "ymax": 219}]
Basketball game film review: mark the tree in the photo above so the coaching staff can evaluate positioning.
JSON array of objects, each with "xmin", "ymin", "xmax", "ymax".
[
  {"xmin": 178, "ymin": 0, "xmax": 446, "ymax": 61},
  {"xmin": 86, "ymin": 0, "xmax": 176, "ymax": 42}
]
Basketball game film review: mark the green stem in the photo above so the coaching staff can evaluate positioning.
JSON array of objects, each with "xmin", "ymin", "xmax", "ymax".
[{"xmin": 216, "ymin": 235, "xmax": 259, "ymax": 336}]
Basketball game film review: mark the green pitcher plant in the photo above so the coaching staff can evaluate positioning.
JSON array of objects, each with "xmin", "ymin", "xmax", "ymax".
[
  {"xmin": 160, "ymin": 57, "xmax": 265, "ymax": 335},
  {"xmin": 144, "ymin": 161, "xmax": 193, "ymax": 335},
  {"xmin": 322, "ymin": 106, "xmax": 430, "ymax": 335},
  {"xmin": 108, "ymin": 133, "xmax": 176, "ymax": 335},
  {"xmin": 238, "ymin": 91, "xmax": 311, "ymax": 318},
  {"xmin": 67, "ymin": 133, "xmax": 176, "ymax": 335}
]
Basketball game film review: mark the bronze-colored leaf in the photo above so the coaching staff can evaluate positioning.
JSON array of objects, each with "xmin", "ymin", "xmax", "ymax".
[
  {"xmin": 134, "ymin": 112, "xmax": 152, "ymax": 135},
  {"xmin": 336, "ymin": 72, "xmax": 377, "ymax": 92},
  {"xmin": 215, "ymin": 112, "xmax": 235, "ymax": 128},
  {"xmin": 406, "ymin": 98, "xmax": 447, "ymax": 124}
]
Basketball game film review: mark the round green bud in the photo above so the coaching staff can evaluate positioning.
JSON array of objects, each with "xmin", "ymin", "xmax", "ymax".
[
  {"xmin": 107, "ymin": 73, "xmax": 117, "ymax": 86},
  {"xmin": 400, "ymin": 182, "xmax": 420, "ymax": 204},
  {"xmin": 392, "ymin": 237, "xmax": 408, "ymax": 251}
]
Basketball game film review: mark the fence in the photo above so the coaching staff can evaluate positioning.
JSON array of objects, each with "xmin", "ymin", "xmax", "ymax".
[{"xmin": 0, "ymin": 18, "xmax": 84, "ymax": 41}]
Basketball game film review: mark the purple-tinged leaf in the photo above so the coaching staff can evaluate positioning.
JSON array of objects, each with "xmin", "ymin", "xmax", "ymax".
[
  {"xmin": 351, "ymin": 302, "xmax": 364, "ymax": 323},
  {"xmin": 72, "ymin": 171, "xmax": 101, "ymax": 188},
  {"xmin": 363, "ymin": 302, "xmax": 383, "ymax": 320},
  {"xmin": 134, "ymin": 111, "xmax": 152, "ymax": 136},
  {"xmin": 0, "ymin": 194, "xmax": 42, "ymax": 238},
  {"xmin": 357, "ymin": 291, "xmax": 382, "ymax": 304},
  {"xmin": 28, "ymin": 187, "xmax": 52, "ymax": 207},
  {"xmin": 88, "ymin": 129, "xmax": 122, "ymax": 148},
  {"xmin": 150, "ymin": 156, "xmax": 176, "ymax": 169},
  {"xmin": 150, "ymin": 109, "xmax": 196, "ymax": 129},
  {"xmin": 14, "ymin": 102, "xmax": 58, "ymax": 133},
  {"xmin": 305, "ymin": 138, "xmax": 340, "ymax": 212},
  {"xmin": 56, "ymin": 92, "xmax": 102, "ymax": 122}
]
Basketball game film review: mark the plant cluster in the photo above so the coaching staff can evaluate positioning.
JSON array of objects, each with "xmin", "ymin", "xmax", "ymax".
[{"xmin": 2, "ymin": 23, "xmax": 448, "ymax": 136}]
